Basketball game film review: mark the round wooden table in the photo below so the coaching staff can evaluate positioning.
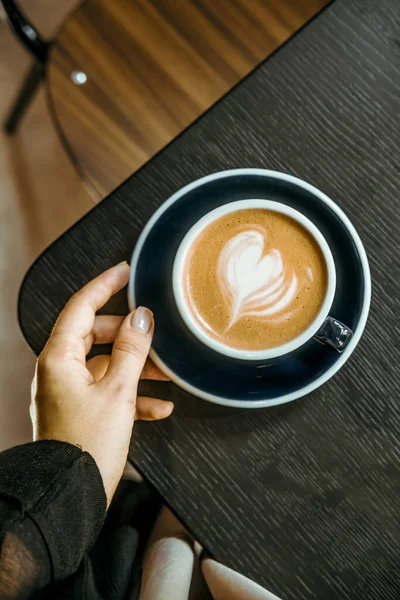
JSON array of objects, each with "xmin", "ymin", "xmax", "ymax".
[{"xmin": 47, "ymin": 0, "xmax": 328, "ymax": 198}]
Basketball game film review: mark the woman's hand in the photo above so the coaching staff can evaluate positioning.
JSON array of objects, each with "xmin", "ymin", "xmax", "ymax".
[{"xmin": 30, "ymin": 262, "xmax": 173, "ymax": 506}]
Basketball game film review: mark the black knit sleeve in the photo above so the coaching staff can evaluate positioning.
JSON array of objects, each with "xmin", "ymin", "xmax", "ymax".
[{"xmin": 0, "ymin": 440, "xmax": 106, "ymax": 599}]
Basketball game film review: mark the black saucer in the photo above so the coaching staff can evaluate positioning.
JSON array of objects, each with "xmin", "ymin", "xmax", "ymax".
[{"xmin": 128, "ymin": 170, "xmax": 370, "ymax": 407}]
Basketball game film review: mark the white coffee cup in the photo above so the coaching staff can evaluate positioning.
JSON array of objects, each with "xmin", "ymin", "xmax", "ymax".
[{"xmin": 172, "ymin": 199, "xmax": 348, "ymax": 361}]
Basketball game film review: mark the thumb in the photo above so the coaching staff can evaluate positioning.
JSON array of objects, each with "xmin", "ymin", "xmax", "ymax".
[{"xmin": 105, "ymin": 307, "xmax": 154, "ymax": 390}]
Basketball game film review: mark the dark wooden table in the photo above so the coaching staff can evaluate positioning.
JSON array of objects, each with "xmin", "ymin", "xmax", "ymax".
[{"xmin": 19, "ymin": 0, "xmax": 400, "ymax": 598}]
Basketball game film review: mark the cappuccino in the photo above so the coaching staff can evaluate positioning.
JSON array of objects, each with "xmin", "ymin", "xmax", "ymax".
[{"xmin": 181, "ymin": 209, "xmax": 328, "ymax": 351}]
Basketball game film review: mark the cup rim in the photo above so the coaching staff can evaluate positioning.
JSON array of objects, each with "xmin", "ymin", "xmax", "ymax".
[
  {"xmin": 128, "ymin": 169, "xmax": 371, "ymax": 408},
  {"xmin": 172, "ymin": 199, "xmax": 336, "ymax": 360}
]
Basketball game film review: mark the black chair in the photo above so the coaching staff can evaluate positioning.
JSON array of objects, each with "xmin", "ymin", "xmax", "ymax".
[{"xmin": 2, "ymin": 0, "xmax": 50, "ymax": 133}]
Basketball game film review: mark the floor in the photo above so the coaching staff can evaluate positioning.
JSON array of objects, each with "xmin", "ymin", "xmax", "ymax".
[
  {"xmin": 0, "ymin": 0, "xmax": 93, "ymax": 451},
  {"xmin": 0, "ymin": 0, "xmax": 327, "ymax": 453}
]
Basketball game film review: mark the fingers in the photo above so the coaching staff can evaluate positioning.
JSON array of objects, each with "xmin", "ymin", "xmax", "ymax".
[
  {"xmin": 87, "ymin": 354, "xmax": 174, "ymax": 421},
  {"xmin": 88, "ymin": 354, "xmax": 170, "ymax": 383},
  {"xmin": 52, "ymin": 262, "xmax": 130, "ymax": 343},
  {"xmin": 86, "ymin": 355, "xmax": 110, "ymax": 382},
  {"xmin": 104, "ymin": 307, "xmax": 154, "ymax": 391},
  {"xmin": 141, "ymin": 358, "xmax": 171, "ymax": 381},
  {"xmin": 84, "ymin": 315, "xmax": 124, "ymax": 354},
  {"xmin": 135, "ymin": 397, "xmax": 174, "ymax": 421}
]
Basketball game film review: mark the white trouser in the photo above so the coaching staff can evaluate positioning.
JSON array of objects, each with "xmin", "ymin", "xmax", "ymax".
[{"xmin": 139, "ymin": 506, "xmax": 282, "ymax": 600}]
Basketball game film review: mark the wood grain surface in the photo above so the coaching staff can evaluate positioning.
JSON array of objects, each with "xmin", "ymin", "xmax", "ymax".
[
  {"xmin": 19, "ymin": 0, "xmax": 400, "ymax": 598},
  {"xmin": 48, "ymin": 0, "xmax": 329, "ymax": 197}
]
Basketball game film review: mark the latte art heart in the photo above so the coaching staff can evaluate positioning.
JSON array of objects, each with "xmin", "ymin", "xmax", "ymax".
[
  {"xmin": 217, "ymin": 230, "xmax": 298, "ymax": 329},
  {"xmin": 182, "ymin": 208, "xmax": 327, "ymax": 351}
]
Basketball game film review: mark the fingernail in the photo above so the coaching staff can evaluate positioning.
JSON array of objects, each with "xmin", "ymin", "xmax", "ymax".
[
  {"xmin": 117, "ymin": 260, "xmax": 128, "ymax": 267},
  {"xmin": 164, "ymin": 402, "xmax": 174, "ymax": 416},
  {"xmin": 131, "ymin": 307, "xmax": 153, "ymax": 334}
]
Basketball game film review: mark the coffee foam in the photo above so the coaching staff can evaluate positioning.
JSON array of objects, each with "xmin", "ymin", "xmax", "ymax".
[
  {"xmin": 183, "ymin": 209, "xmax": 328, "ymax": 351},
  {"xmin": 218, "ymin": 230, "xmax": 299, "ymax": 329}
]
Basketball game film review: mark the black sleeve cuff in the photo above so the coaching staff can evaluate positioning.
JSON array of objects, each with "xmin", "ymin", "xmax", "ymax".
[{"xmin": 0, "ymin": 440, "xmax": 106, "ymax": 581}]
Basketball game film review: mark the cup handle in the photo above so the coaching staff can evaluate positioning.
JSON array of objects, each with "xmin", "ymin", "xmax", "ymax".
[{"xmin": 313, "ymin": 317, "xmax": 353, "ymax": 353}]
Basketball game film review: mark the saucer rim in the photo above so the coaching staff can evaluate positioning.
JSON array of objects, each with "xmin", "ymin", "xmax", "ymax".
[{"xmin": 128, "ymin": 169, "xmax": 371, "ymax": 408}]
